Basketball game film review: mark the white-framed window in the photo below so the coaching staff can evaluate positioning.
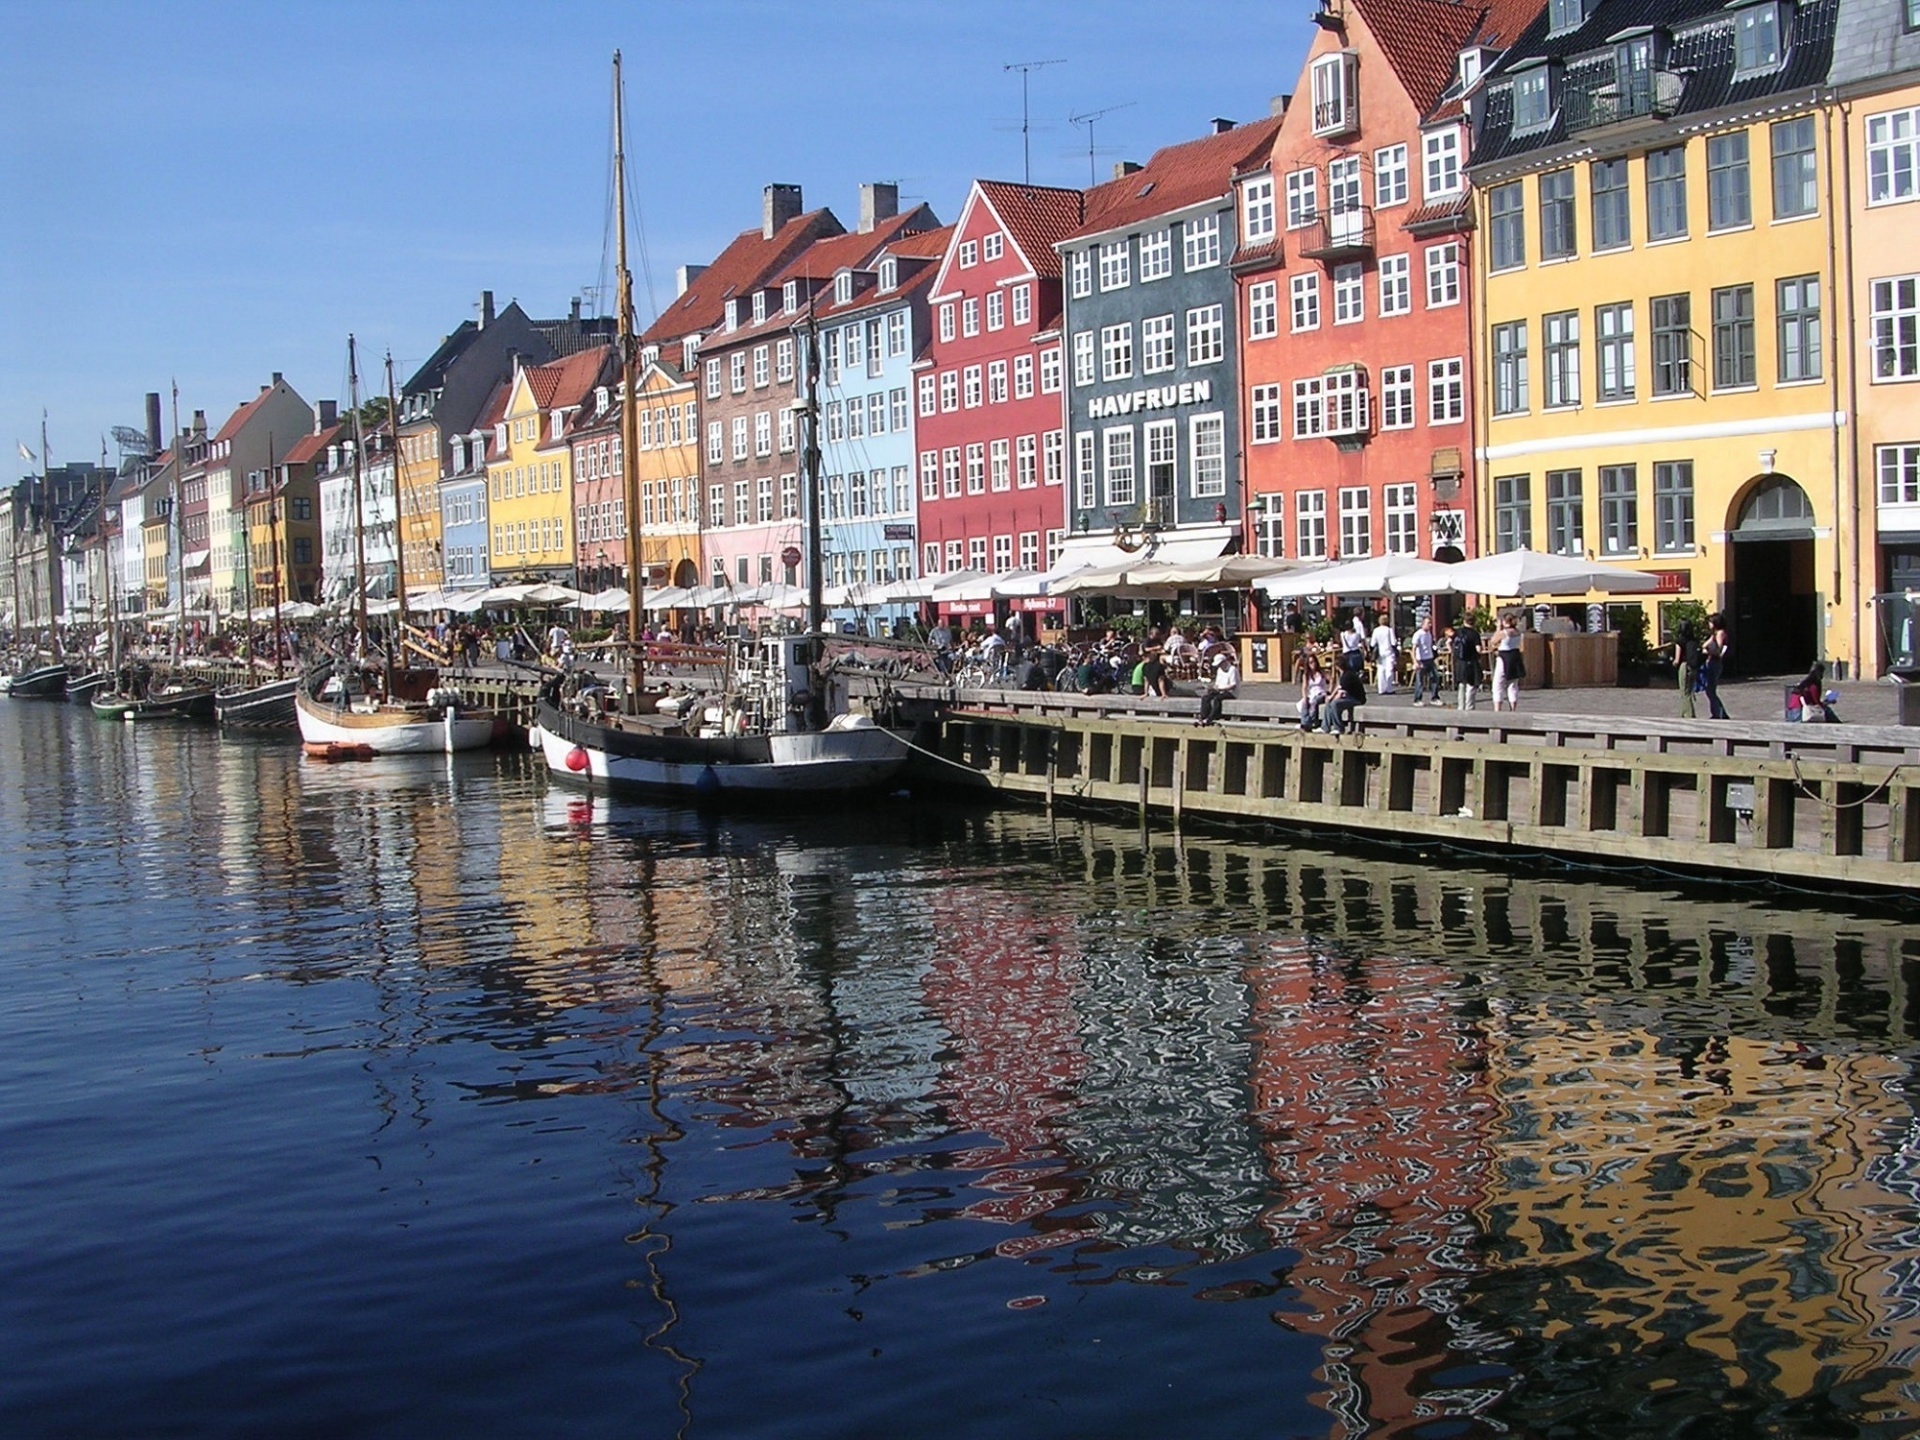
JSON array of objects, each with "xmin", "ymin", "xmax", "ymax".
[
  {"xmin": 890, "ymin": 386, "xmax": 908, "ymax": 430},
  {"xmin": 959, "ymin": 239, "xmax": 978, "ymax": 268},
  {"xmin": 1297, "ymin": 489, "xmax": 1328, "ymax": 558},
  {"xmin": 1103, "ymin": 427, "xmax": 1137, "ymax": 506},
  {"xmin": 1189, "ymin": 413, "xmax": 1225, "ymax": 497},
  {"xmin": 705, "ymin": 357, "xmax": 722, "ymax": 398},
  {"xmin": 1333, "ymin": 264, "xmax": 1364, "ymax": 325},
  {"xmin": 1374, "ymin": 144, "xmax": 1408, "ymax": 207},
  {"xmin": 1070, "ymin": 249, "xmax": 1093, "ymax": 298},
  {"xmin": 733, "ymin": 477, "xmax": 750, "ymax": 525},
  {"xmin": 991, "ymin": 534, "xmax": 1012, "ymax": 572},
  {"xmin": 1423, "ymin": 128, "xmax": 1462, "ymax": 199},
  {"xmin": 1291, "ymin": 272, "xmax": 1321, "ymax": 331},
  {"xmin": 1328, "ymin": 154, "xmax": 1362, "ymax": 220},
  {"xmin": 940, "ymin": 371, "xmax": 959, "ymax": 412},
  {"xmin": 1019, "ymin": 531, "xmax": 1039, "ymax": 570},
  {"xmin": 1101, "ymin": 323, "xmax": 1134, "ymax": 381},
  {"xmin": 1248, "ymin": 280, "xmax": 1278, "ymax": 339},
  {"xmin": 1339, "ymin": 486, "xmax": 1372, "ymax": 556},
  {"xmin": 1493, "ymin": 321, "xmax": 1530, "ymax": 414},
  {"xmin": 1242, "ymin": 177, "xmax": 1276, "ymax": 242},
  {"xmin": 1040, "ymin": 346, "xmax": 1061, "ymax": 393},
  {"xmin": 918, "ymin": 374, "xmax": 937, "ymax": 416},
  {"xmin": 1075, "ymin": 431, "xmax": 1096, "ymax": 508},
  {"xmin": 963, "ymin": 364, "xmax": 983, "ymax": 407},
  {"xmin": 1293, "ymin": 377, "xmax": 1326, "ymax": 438},
  {"xmin": 779, "ymin": 405, "xmax": 796, "ymax": 453},
  {"xmin": 1012, "ymin": 284, "xmax": 1032, "ymax": 325},
  {"xmin": 923, "ymin": 541, "xmax": 940, "ymax": 574},
  {"xmin": 962, "ymin": 297, "xmax": 979, "ymax": 336},
  {"xmin": 1325, "ymin": 368, "xmax": 1370, "ymax": 435},
  {"xmin": 986, "ymin": 291, "xmax": 1005, "ymax": 331},
  {"xmin": 920, "ymin": 450, "xmax": 939, "ymax": 501},
  {"xmin": 966, "ymin": 442, "xmax": 985, "ymax": 494},
  {"xmin": 1380, "ymin": 365, "xmax": 1415, "ymax": 429},
  {"xmin": 1877, "ymin": 443, "xmax": 1920, "ymax": 503},
  {"xmin": 1142, "ymin": 314, "xmax": 1176, "ymax": 374},
  {"xmin": 1250, "ymin": 383, "xmax": 1283, "ymax": 442},
  {"xmin": 969, "ymin": 537, "xmax": 987, "ymax": 570},
  {"xmin": 730, "ymin": 352, "xmax": 747, "ymax": 393},
  {"xmin": 1868, "ymin": 107, "xmax": 1920, "ymax": 205},
  {"xmin": 988, "ymin": 360, "xmax": 1008, "ymax": 403},
  {"xmin": 707, "ymin": 420, "xmax": 723, "ymax": 464},
  {"xmin": 990, "ymin": 437, "xmax": 1011, "ymax": 492},
  {"xmin": 1384, "ymin": 483, "xmax": 1418, "ymax": 554},
  {"xmin": 776, "ymin": 337, "xmax": 794, "ymax": 381},
  {"xmin": 1252, "ymin": 492, "xmax": 1285, "ymax": 558},
  {"xmin": 1425, "ymin": 242, "xmax": 1461, "ymax": 307},
  {"xmin": 939, "ymin": 303, "xmax": 956, "ymax": 343},
  {"xmin": 754, "ymin": 410, "xmax": 771, "ymax": 455},
  {"xmin": 942, "ymin": 447, "xmax": 962, "ymax": 497},
  {"xmin": 1100, "ymin": 240, "xmax": 1131, "ymax": 290},
  {"xmin": 1044, "ymin": 430, "xmax": 1064, "ymax": 486},
  {"xmin": 1183, "ymin": 214, "xmax": 1222, "ymax": 270},
  {"xmin": 845, "ymin": 321, "xmax": 866, "ymax": 371},
  {"xmin": 1016, "ymin": 433, "xmax": 1038, "ymax": 488},
  {"xmin": 1311, "ymin": 50, "xmax": 1357, "ymax": 136},
  {"xmin": 1144, "ymin": 418, "xmax": 1177, "ymax": 512},
  {"xmin": 1013, "ymin": 354, "xmax": 1034, "ymax": 398},
  {"xmin": 1073, "ymin": 331, "xmax": 1096, "ymax": 386},
  {"xmin": 1872, "ymin": 275, "xmax": 1920, "ymax": 379},
  {"xmin": 826, "ymin": 400, "xmax": 845, "ymax": 442},
  {"xmin": 757, "ymin": 474, "xmax": 774, "ymax": 522},
  {"xmin": 1429, "ymin": 356, "xmax": 1465, "ymax": 422},
  {"xmin": 1378, "ymin": 254, "xmax": 1411, "ymax": 316},
  {"xmin": 1286, "ymin": 168, "xmax": 1319, "ymax": 228},
  {"xmin": 1186, "ymin": 304, "xmax": 1224, "ymax": 364},
  {"xmin": 945, "ymin": 539, "xmax": 964, "ymax": 570},
  {"xmin": 1734, "ymin": 1, "xmax": 1783, "ymax": 74},
  {"xmin": 752, "ymin": 345, "xmax": 769, "ymax": 387},
  {"xmin": 1140, "ymin": 228, "xmax": 1173, "ymax": 280},
  {"xmin": 983, "ymin": 232, "xmax": 1004, "ymax": 261}
]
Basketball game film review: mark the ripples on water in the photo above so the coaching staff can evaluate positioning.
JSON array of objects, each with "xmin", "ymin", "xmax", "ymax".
[{"xmin": 1, "ymin": 701, "xmax": 1917, "ymax": 1439}]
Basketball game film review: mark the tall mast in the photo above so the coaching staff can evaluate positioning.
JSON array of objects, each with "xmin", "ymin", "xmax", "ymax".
[
  {"xmin": 386, "ymin": 353, "xmax": 410, "ymax": 644},
  {"xmin": 802, "ymin": 314, "xmax": 824, "ymax": 638},
  {"xmin": 614, "ymin": 49, "xmax": 646, "ymax": 708},
  {"xmin": 42, "ymin": 411, "xmax": 61, "ymax": 660},
  {"xmin": 171, "ymin": 384, "xmax": 186, "ymax": 661},
  {"xmin": 267, "ymin": 431, "xmax": 284, "ymax": 680},
  {"xmin": 349, "ymin": 336, "xmax": 370, "ymax": 650}
]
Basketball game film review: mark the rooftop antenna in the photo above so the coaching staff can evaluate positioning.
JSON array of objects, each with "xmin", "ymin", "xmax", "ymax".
[
  {"xmin": 1070, "ymin": 102, "xmax": 1137, "ymax": 187},
  {"xmin": 1004, "ymin": 58, "xmax": 1066, "ymax": 184}
]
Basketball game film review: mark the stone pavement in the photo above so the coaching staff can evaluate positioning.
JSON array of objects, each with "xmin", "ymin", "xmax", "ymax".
[{"xmin": 1235, "ymin": 673, "xmax": 1910, "ymax": 728}]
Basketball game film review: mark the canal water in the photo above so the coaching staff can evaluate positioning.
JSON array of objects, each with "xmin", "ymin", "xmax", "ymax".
[{"xmin": 2, "ymin": 700, "xmax": 1918, "ymax": 1440}]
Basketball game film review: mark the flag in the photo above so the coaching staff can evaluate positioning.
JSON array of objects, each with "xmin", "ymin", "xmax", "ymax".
[{"xmin": 16, "ymin": 441, "xmax": 33, "ymax": 462}]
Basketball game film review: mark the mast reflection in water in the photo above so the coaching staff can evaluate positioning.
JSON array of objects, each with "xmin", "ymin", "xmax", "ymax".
[{"xmin": 2, "ymin": 700, "xmax": 1917, "ymax": 1440}]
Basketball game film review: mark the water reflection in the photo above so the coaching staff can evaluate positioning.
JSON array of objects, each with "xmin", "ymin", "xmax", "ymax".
[{"xmin": 2, "ymin": 699, "xmax": 1917, "ymax": 1439}]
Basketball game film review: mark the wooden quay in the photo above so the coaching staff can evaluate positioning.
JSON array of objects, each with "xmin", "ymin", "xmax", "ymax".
[{"xmin": 917, "ymin": 686, "xmax": 1920, "ymax": 896}]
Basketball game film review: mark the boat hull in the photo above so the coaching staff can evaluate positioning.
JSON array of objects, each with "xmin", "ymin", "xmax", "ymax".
[
  {"xmin": 217, "ymin": 676, "xmax": 301, "ymax": 733},
  {"xmin": 7, "ymin": 664, "xmax": 69, "ymax": 700},
  {"xmin": 92, "ymin": 686, "xmax": 218, "ymax": 722},
  {"xmin": 67, "ymin": 672, "xmax": 112, "ymax": 705},
  {"xmin": 535, "ymin": 699, "xmax": 909, "ymax": 799},
  {"xmin": 295, "ymin": 691, "xmax": 494, "ymax": 754}
]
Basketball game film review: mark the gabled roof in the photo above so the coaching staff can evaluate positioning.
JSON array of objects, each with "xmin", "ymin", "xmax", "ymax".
[
  {"xmin": 1069, "ymin": 115, "xmax": 1285, "ymax": 242},
  {"xmin": 212, "ymin": 384, "xmax": 283, "ymax": 444},
  {"xmin": 973, "ymin": 181, "xmax": 1086, "ymax": 279},
  {"xmin": 526, "ymin": 345, "xmax": 613, "ymax": 413},
  {"xmin": 640, "ymin": 207, "xmax": 846, "ymax": 348},
  {"xmin": 807, "ymin": 224, "xmax": 955, "ymax": 325},
  {"xmin": 473, "ymin": 380, "xmax": 511, "ymax": 436},
  {"xmin": 887, "ymin": 225, "xmax": 955, "ymax": 261},
  {"xmin": 1358, "ymin": 0, "xmax": 1508, "ymax": 118},
  {"xmin": 283, "ymin": 424, "xmax": 343, "ymax": 467},
  {"xmin": 773, "ymin": 206, "xmax": 937, "ymax": 289}
]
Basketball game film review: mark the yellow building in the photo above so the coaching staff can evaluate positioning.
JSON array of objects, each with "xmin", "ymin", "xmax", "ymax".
[
  {"xmin": 395, "ymin": 420, "xmax": 444, "ymax": 590},
  {"xmin": 632, "ymin": 344, "xmax": 704, "ymax": 591},
  {"xmin": 486, "ymin": 348, "xmax": 611, "ymax": 585},
  {"xmin": 1471, "ymin": 0, "xmax": 1858, "ymax": 676}
]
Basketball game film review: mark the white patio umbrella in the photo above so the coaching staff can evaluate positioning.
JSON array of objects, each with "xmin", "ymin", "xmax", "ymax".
[
  {"xmin": 874, "ymin": 574, "xmax": 939, "ymax": 603},
  {"xmin": 746, "ymin": 582, "xmax": 810, "ymax": 611},
  {"xmin": 522, "ymin": 583, "xmax": 586, "ymax": 607},
  {"xmin": 578, "ymin": 587, "xmax": 631, "ymax": 613},
  {"xmin": 1389, "ymin": 548, "xmax": 1662, "ymax": 597},
  {"xmin": 640, "ymin": 585, "xmax": 690, "ymax": 611},
  {"xmin": 1125, "ymin": 554, "xmax": 1298, "ymax": 588},
  {"xmin": 1263, "ymin": 553, "xmax": 1459, "ymax": 599}
]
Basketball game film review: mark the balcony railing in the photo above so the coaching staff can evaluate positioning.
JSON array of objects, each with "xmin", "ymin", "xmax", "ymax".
[
  {"xmin": 1296, "ymin": 205, "xmax": 1375, "ymax": 261},
  {"xmin": 1565, "ymin": 69, "xmax": 1684, "ymax": 133}
]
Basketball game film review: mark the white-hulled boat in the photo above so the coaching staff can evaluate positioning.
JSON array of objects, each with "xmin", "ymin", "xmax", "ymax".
[{"xmin": 295, "ymin": 670, "xmax": 494, "ymax": 754}]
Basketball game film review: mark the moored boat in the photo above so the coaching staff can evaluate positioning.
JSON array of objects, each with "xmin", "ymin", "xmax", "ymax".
[
  {"xmin": 293, "ymin": 667, "xmax": 494, "ymax": 754},
  {"xmin": 6, "ymin": 663, "xmax": 70, "ymax": 700},
  {"xmin": 67, "ymin": 671, "xmax": 112, "ymax": 705},
  {"xmin": 216, "ymin": 674, "xmax": 302, "ymax": 733},
  {"xmin": 91, "ymin": 682, "xmax": 217, "ymax": 723}
]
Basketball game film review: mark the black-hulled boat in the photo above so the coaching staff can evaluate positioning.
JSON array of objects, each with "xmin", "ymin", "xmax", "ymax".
[
  {"xmin": 5, "ymin": 663, "xmax": 69, "ymax": 700},
  {"xmin": 215, "ymin": 674, "xmax": 302, "ymax": 733},
  {"xmin": 67, "ymin": 670, "xmax": 112, "ymax": 705}
]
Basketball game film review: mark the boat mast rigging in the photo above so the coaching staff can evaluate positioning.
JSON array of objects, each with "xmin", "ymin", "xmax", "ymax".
[
  {"xmin": 385, "ymin": 354, "xmax": 411, "ymax": 644},
  {"xmin": 348, "ymin": 336, "xmax": 370, "ymax": 654},
  {"xmin": 614, "ymin": 50, "xmax": 647, "ymax": 711}
]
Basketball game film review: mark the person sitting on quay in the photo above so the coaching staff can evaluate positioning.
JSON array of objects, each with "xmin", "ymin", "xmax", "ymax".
[
  {"xmin": 1196, "ymin": 648, "xmax": 1240, "ymax": 725},
  {"xmin": 1323, "ymin": 662, "xmax": 1367, "ymax": 736},
  {"xmin": 1296, "ymin": 650, "xmax": 1329, "ymax": 731}
]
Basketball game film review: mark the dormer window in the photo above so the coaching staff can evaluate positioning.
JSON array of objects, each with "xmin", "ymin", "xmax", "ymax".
[
  {"xmin": 878, "ymin": 256, "xmax": 898, "ymax": 292},
  {"xmin": 834, "ymin": 271, "xmax": 854, "ymax": 305},
  {"xmin": 682, "ymin": 336, "xmax": 699, "ymax": 371},
  {"xmin": 751, "ymin": 291, "xmax": 767, "ymax": 323},
  {"xmin": 724, "ymin": 298, "xmax": 739, "ymax": 330},
  {"xmin": 1511, "ymin": 62, "xmax": 1555, "ymax": 133},
  {"xmin": 1546, "ymin": 0, "xmax": 1591, "ymax": 35},
  {"xmin": 783, "ymin": 280, "xmax": 799, "ymax": 314},
  {"xmin": 1735, "ymin": 2, "xmax": 1784, "ymax": 75},
  {"xmin": 595, "ymin": 385, "xmax": 609, "ymax": 413},
  {"xmin": 1310, "ymin": 50, "xmax": 1358, "ymax": 137},
  {"xmin": 1458, "ymin": 46, "xmax": 1487, "ymax": 91}
]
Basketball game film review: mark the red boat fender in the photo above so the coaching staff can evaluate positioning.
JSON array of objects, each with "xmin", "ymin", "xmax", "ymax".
[
  {"xmin": 565, "ymin": 746, "xmax": 590, "ymax": 772},
  {"xmin": 303, "ymin": 742, "xmax": 377, "ymax": 762}
]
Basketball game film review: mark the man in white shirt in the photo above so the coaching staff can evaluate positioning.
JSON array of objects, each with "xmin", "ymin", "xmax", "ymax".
[
  {"xmin": 1197, "ymin": 649, "xmax": 1240, "ymax": 724},
  {"xmin": 1370, "ymin": 615, "xmax": 1398, "ymax": 694}
]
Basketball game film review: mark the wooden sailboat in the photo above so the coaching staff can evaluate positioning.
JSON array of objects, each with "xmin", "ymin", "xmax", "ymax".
[
  {"xmin": 217, "ymin": 434, "xmax": 302, "ymax": 732},
  {"xmin": 294, "ymin": 337, "xmax": 494, "ymax": 754},
  {"xmin": 533, "ymin": 52, "xmax": 909, "ymax": 800},
  {"xmin": 7, "ymin": 417, "xmax": 70, "ymax": 699}
]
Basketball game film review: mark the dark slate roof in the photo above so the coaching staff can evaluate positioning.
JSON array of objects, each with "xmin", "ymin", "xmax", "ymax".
[{"xmin": 1471, "ymin": 0, "xmax": 1839, "ymax": 170}]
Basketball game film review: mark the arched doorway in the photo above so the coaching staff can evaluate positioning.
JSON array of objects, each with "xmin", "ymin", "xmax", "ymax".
[{"xmin": 1727, "ymin": 474, "xmax": 1817, "ymax": 675}]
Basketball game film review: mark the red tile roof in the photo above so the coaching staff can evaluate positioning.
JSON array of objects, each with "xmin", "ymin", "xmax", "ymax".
[
  {"xmin": 974, "ymin": 181, "xmax": 1086, "ymax": 278},
  {"xmin": 808, "ymin": 224, "xmax": 955, "ymax": 325},
  {"xmin": 474, "ymin": 380, "xmax": 510, "ymax": 434},
  {"xmin": 282, "ymin": 424, "xmax": 342, "ymax": 466},
  {"xmin": 773, "ymin": 206, "xmax": 936, "ymax": 290},
  {"xmin": 1358, "ymin": 0, "xmax": 1546, "ymax": 121},
  {"xmin": 887, "ymin": 225, "xmax": 956, "ymax": 261},
  {"xmin": 1071, "ymin": 115, "xmax": 1285, "ymax": 240},
  {"xmin": 526, "ymin": 345, "xmax": 613, "ymax": 413},
  {"xmin": 640, "ymin": 208, "xmax": 845, "ymax": 348}
]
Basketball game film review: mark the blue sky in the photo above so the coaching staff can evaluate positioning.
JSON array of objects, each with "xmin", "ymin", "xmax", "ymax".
[{"xmin": 1, "ymin": 1, "xmax": 1315, "ymax": 467}]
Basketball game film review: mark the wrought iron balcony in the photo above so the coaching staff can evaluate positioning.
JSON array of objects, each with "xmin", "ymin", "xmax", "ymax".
[
  {"xmin": 1296, "ymin": 206, "xmax": 1374, "ymax": 261},
  {"xmin": 1564, "ymin": 69, "xmax": 1684, "ymax": 134}
]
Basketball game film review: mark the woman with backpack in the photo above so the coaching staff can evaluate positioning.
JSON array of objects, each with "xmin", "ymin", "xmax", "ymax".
[{"xmin": 1673, "ymin": 620, "xmax": 1701, "ymax": 719}]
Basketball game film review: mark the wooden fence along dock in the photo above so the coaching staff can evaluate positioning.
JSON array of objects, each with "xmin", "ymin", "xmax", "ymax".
[{"xmin": 924, "ymin": 690, "xmax": 1920, "ymax": 896}]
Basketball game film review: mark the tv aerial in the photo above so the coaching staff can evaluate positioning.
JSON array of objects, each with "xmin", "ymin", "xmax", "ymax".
[
  {"xmin": 1004, "ymin": 58, "xmax": 1066, "ymax": 184},
  {"xmin": 110, "ymin": 425, "xmax": 151, "ymax": 456},
  {"xmin": 1070, "ymin": 102, "xmax": 1137, "ymax": 186}
]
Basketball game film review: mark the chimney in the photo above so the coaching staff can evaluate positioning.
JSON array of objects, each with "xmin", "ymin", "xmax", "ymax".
[
  {"xmin": 676, "ymin": 263, "xmax": 707, "ymax": 297},
  {"xmin": 271, "ymin": 371, "xmax": 284, "ymax": 386},
  {"xmin": 859, "ymin": 182, "xmax": 899, "ymax": 234},
  {"xmin": 1112, "ymin": 160, "xmax": 1143, "ymax": 179},
  {"xmin": 145, "ymin": 393, "xmax": 162, "ymax": 455},
  {"xmin": 192, "ymin": 409, "xmax": 206, "ymax": 437},
  {"xmin": 1270, "ymin": 94, "xmax": 1290, "ymax": 117},
  {"xmin": 480, "ymin": 290, "xmax": 496, "ymax": 328},
  {"xmin": 570, "ymin": 296, "xmax": 582, "ymax": 322},
  {"xmin": 1211, "ymin": 117, "xmax": 1236, "ymax": 134},
  {"xmin": 317, "ymin": 400, "xmax": 338, "ymax": 431},
  {"xmin": 763, "ymin": 183, "xmax": 803, "ymax": 238}
]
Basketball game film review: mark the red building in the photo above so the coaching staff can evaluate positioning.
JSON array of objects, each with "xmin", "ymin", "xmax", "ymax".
[
  {"xmin": 915, "ymin": 181, "xmax": 1081, "ymax": 609},
  {"xmin": 1235, "ymin": 0, "xmax": 1539, "ymax": 586}
]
